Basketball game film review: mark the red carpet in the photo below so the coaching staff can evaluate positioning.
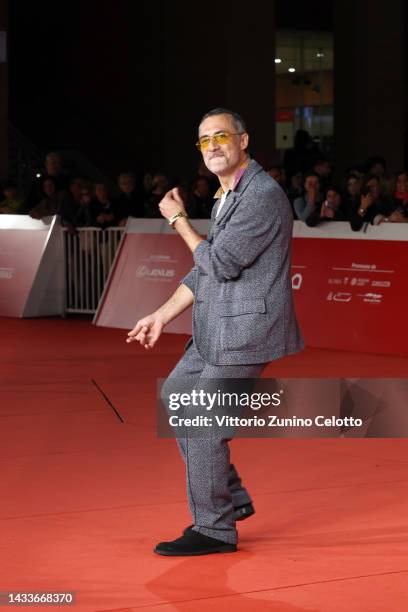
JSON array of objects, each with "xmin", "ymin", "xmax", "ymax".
[{"xmin": 1, "ymin": 318, "xmax": 408, "ymax": 611}]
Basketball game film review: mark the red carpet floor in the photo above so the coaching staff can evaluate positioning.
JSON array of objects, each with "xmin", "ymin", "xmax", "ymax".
[{"xmin": 1, "ymin": 317, "xmax": 408, "ymax": 611}]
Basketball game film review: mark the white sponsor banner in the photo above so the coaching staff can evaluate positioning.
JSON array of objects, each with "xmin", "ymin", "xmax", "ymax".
[{"xmin": 0, "ymin": 215, "xmax": 65, "ymax": 317}]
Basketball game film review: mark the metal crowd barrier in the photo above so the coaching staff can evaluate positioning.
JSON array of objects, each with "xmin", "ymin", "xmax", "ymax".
[{"xmin": 63, "ymin": 227, "xmax": 125, "ymax": 313}]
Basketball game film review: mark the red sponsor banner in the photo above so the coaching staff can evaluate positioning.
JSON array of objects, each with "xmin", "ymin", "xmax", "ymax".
[
  {"xmin": 95, "ymin": 220, "xmax": 408, "ymax": 356},
  {"xmin": 292, "ymin": 238, "xmax": 407, "ymax": 355}
]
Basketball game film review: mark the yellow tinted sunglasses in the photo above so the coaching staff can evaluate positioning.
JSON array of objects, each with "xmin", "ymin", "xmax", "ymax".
[{"xmin": 195, "ymin": 131, "xmax": 243, "ymax": 151}]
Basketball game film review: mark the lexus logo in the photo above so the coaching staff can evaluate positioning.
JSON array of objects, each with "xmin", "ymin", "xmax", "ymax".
[{"xmin": 136, "ymin": 265, "xmax": 175, "ymax": 279}]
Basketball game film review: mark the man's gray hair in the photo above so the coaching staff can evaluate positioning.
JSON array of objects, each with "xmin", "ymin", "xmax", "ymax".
[{"xmin": 199, "ymin": 108, "xmax": 247, "ymax": 134}]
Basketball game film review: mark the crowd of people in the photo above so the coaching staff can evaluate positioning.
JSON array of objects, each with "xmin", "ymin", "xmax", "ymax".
[
  {"xmin": 271, "ymin": 129, "xmax": 408, "ymax": 227},
  {"xmin": 0, "ymin": 152, "xmax": 218, "ymax": 232},
  {"xmin": 1, "ymin": 131, "xmax": 408, "ymax": 230}
]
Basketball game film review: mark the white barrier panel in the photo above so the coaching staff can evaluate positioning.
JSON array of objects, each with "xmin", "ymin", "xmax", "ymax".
[
  {"xmin": 0, "ymin": 215, "xmax": 64, "ymax": 318},
  {"xmin": 63, "ymin": 227, "xmax": 124, "ymax": 314}
]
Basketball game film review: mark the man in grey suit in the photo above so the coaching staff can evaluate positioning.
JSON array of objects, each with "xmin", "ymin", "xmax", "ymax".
[{"xmin": 127, "ymin": 108, "xmax": 303, "ymax": 555}]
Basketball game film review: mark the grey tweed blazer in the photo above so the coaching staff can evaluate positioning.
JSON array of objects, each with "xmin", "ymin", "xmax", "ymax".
[{"xmin": 181, "ymin": 159, "xmax": 304, "ymax": 365}]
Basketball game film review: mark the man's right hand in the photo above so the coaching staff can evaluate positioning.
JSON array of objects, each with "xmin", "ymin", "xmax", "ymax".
[
  {"xmin": 126, "ymin": 314, "xmax": 164, "ymax": 349},
  {"xmin": 125, "ymin": 284, "xmax": 194, "ymax": 350}
]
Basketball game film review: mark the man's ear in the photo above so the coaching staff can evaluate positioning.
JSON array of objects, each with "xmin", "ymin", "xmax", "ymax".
[{"xmin": 240, "ymin": 132, "xmax": 249, "ymax": 151}]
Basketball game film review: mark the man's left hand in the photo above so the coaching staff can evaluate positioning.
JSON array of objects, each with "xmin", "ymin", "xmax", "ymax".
[{"xmin": 159, "ymin": 188, "xmax": 186, "ymax": 220}]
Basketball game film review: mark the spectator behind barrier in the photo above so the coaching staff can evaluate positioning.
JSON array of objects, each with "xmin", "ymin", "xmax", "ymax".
[
  {"xmin": 343, "ymin": 174, "xmax": 364, "ymax": 231},
  {"xmin": 0, "ymin": 180, "xmax": 25, "ymax": 214},
  {"xmin": 73, "ymin": 185, "xmax": 95, "ymax": 227},
  {"xmin": 58, "ymin": 176, "xmax": 87, "ymax": 232},
  {"xmin": 305, "ymin": 185, "xmax": 346, "ymax": 227},
  {"xmin": 293, "ymin": 172, "xmax": 322, "ymax": 221},
  {"xmin": 267, "ymin": 165, "xmax": 286, "ymax": 189},
  {"xmin": 26, "ymin": 151, "xmax": 71, "ymax": 212},
  {"xmin": 117, "ymin": 172, "xmax": 144, "ymax": 219},
  {"xmin": 187, "ymin": 177, "xmax": 214, "ymax": 219},
  {"xmin": 312, "ymin": 156, "xmax": 332, "ymax": 194},
  {"xmin": 365, "ymin": 155, "xmax": 390, "ymax": 194},
  {"xmin": 144, "ymin": 173, "xmax": 169, "ymax": 217},
  {"xmin": 346, "ymin": 164, "xmax": 365, "ymax": 181},
  {"xmin": 388, "ymin": 170, "xmax": 408, "ymax": 223},
  {"xmin": 356, "ymin": 175, "xmax": 396, "ymax": 226},
  {"xmin": 286, "ymin": 171, "xmax": 303, "ymax": 209},
  {"xmin": 92, "ymin": 182, "xmax": 119, "ymax": 229},
  {"xmin": 29, "ymin": 177, "xmax": 60, "ymax": 219}
]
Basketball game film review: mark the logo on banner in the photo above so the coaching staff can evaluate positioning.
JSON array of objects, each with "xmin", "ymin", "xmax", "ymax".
[
  {"xmin": 136, "ymin": 264, "xmax": 175, "ymax": 281},
  {"xmin": 327, "ymin": 292, "xmax": 352, "ymax": 302},
  {"xmin": 372, "ymin": 280, "xmax": 391, "ymax": 288},
  {"xmin": 357, "ymin": 292, "xmax": 383, "ymax": 304},
  {"xmin": 292, "ymin": 273, "xmax": 303, "ymax": 290},
  {"xmin": 350, "ymin": 277, "xmax": 370, "ymax": 287},
  {"xmin": 351, "ymin": 262, "xmax": 377, "ymax": 271},
  {"xmin": 0, "ymin": 267, "xmax": 14, "ymax": 280}
]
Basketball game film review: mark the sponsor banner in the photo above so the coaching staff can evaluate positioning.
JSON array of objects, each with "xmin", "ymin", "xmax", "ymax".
[
  {"xmin": 0, "ymin": 216, "xmax": 64, "ymax": 317},
  {"xmin": 95, "ymin": 220, "xmax": 408, "ymax": 355},
  {"xmin": 291, "ymin": 237, "xmax": 407, "ymax": 354},
  {"xmin": 94, "ymin": 232, "xmax": 194, "ymax": 332},
  {"xmin": 0, "ymin": 230, "xmax": 46, "ymax": 316}
]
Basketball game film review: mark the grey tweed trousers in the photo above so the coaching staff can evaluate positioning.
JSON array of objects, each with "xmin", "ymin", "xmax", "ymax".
[{"xmin": 161, "ymin": 340, "xmax": 267, "ymax": 544}]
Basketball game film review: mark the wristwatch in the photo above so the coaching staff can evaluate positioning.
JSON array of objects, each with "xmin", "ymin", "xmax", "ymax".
[{"xmin": 168, "ymin": 211, "xmax": 188, "ymax": 227}]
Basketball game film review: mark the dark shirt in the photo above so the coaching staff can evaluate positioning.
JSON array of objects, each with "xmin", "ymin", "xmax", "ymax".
[
  {"xmin": 117, "ymin": 191, "xmax": 144, "ymax": 219},
  {"xmin": 73, "ymin": 204, "xmax": 95, "ymax": 227},
  {"xmin": 344, "ymin": 194, "xmax": 396, "ymax": 230},
  {"xmin": 144, "ymin": 193, "xmax": 163, "ymax": 218},
  {"xmin": 91, "ymin": 199, "xmax": 119, "ymax": 229},
  {"xmin": 58, "ymin": 191, "xmax": 80, "ymax": 226},
  {"xmin": 187, "ymin": 194, "xmax": 214, "ymax": 219},
  {"xmin": 343, "ymin": 194, "xmax": 364, "ymax": 231},
  {"xmin": 393, "ymin": 195, "xmax": 408, "ymax": 217},
  {"xmin": 29, "ymin": 195, "xmax": 59, "ymax": 219},
  {"xmin": 365, "ymin": 196, "xmax": 396, "ymax": 224},
  {"xmin": 305, "ymin": 203, "xmax": 346, "ymax": 227}
]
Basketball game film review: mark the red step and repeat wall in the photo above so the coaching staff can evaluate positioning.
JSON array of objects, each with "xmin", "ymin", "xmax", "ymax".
[{"xmin": 94, "ymin": 220, "xmax": 408, "ymax": 355}]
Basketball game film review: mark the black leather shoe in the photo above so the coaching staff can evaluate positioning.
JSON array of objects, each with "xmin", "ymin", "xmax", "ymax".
[
  {"xmin": 154, "ymin": 527, "xmax": 237, "ymax": 556},
  {"xmin": 234, "ymin": 502, "xmax": 255, "ymax": 521}
]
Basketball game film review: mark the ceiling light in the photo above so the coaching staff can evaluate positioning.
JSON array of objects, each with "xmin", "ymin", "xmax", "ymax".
[
  {"xmin": 288, "ymin": 67, "xmax": 296, "ymax": 73},
  {"xmin": 274, "ymin": 58, "xmax": 282, "ymax": 64}
]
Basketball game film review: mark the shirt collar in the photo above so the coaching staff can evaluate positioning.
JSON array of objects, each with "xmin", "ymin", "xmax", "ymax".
[{"xmin": 213, "ymin": 158, "xmax": 249, "ymax": 199}]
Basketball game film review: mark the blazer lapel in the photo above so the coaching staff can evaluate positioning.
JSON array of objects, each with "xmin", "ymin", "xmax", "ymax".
[
  {"xmin": 212, "ymin": 159, "xmax": 263, "ymax": 226},
  {"xmin": 209, "ymin": 160, "xmax": 264, "ymax": 232}
]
